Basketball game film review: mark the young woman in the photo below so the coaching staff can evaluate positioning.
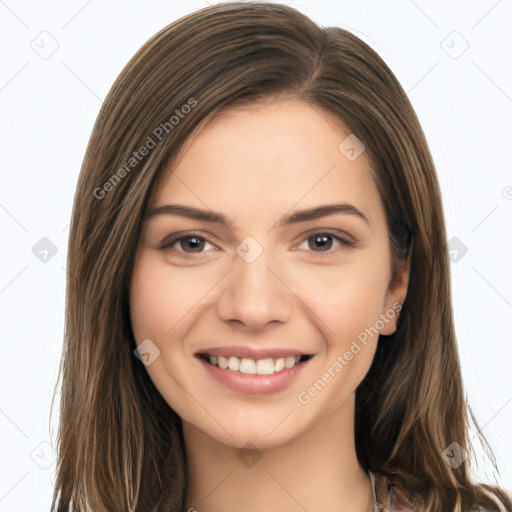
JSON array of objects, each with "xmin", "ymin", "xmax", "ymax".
[{"xmin": 51, "ymin": 2, "xmax": 512, "ymax": 511}]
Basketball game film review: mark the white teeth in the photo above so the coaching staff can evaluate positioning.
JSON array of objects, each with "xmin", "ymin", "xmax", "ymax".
[
  {"xmin": 205, "ymin": 354, "xmax": 307, "ymax": 374},
  {"xmin": 274, "ymin": 358, "xmax": 285, "ymax": 372},
  {"xmin": 218, "ymin": 355, "xmax": 229, "ymax": 369},
  {"xmin": 239, "ymin": 358, "xmax": 256, "ymax": 374},
  {"xmin": 284, "ymin": 356, "xmax": 296, "ymax": 369},
  {"xmin": 256, "ymin": 358, "xmax": 274, "ymax": 375},
  {"xmin": 228, "ymin": 356, "xmax": 240, "ymax": 371}
]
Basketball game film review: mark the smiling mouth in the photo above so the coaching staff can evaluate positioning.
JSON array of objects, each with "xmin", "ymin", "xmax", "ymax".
[{"xmin": 197, "ymin": 353, "xmax": 313, "ymax": 375}]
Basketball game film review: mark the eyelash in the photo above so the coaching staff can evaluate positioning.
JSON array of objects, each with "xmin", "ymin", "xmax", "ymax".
[{"xmin": 158, "ymin": 230, "xmax": 356, "ymax": 258}]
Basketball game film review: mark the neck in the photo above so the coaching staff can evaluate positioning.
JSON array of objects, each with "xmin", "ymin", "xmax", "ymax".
[{"xmin": 183, "ymin": 394, "xmax": 373, "ymax": 512}]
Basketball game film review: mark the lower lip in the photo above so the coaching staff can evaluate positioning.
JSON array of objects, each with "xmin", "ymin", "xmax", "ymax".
[{"xmin": 197, "ymin": 357, "xmax": 312, "ymax": 395}]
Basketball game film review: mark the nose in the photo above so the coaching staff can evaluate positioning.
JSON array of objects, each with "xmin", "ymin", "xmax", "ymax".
[{"xmin": 216, "ymin": 248, "xmax": 293, "ymax": 332}]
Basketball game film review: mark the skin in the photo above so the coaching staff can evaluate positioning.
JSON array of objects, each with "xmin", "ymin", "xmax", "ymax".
[{"xmin": 129, "ymin": 97, "xmax": 410, "ymax": 512}]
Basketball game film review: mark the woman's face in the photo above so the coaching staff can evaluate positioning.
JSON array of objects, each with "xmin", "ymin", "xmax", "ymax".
[{"xmin": 130, "ymin": 98, "xmax": 409, "ymax": 449}]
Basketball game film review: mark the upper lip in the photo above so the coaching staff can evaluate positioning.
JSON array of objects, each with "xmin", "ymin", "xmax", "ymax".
[{"xmin": 195, "ymin": 345, "xmax": 313, "ymax": 360}]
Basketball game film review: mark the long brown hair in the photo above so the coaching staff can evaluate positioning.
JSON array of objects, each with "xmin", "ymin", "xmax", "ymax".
[{"xmin": 50, "ymin": 2, "xmax": 511, "ymax": 510}]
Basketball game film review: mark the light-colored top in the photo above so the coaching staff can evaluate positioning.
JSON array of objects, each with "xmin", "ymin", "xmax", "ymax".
[
  {"xmin": 369, "ymin": 470, "xmax": 419, "ymax": 512},
  {"xmin": 369, "ymin": 471, "xmax": 512, "ymax": 512}
]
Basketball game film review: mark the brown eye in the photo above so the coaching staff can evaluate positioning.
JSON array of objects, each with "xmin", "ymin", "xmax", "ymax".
[
  {"xmin": 178, "ymin": 236, "xmax": 206, "ymax": 252},
  {"xmin": 159, "ymin": 233, "xmax": 217, "ymax": 255},
  {"xmin": 308, "ymin": 233, "xmax": 334, "ymax": 251},
  {"xmin": 298, "ymin": 231, "xmax": 355, "ymax": 254}
]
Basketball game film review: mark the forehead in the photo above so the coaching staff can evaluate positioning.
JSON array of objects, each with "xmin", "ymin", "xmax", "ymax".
[{"xmin": 151, "ymin": 99, "xmax": 386, "ymax": 233}]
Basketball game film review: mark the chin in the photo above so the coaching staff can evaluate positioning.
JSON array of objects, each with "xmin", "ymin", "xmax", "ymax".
[{"xmin": 182, "ymin": 409, "xmax": 306, "ymax": 451}]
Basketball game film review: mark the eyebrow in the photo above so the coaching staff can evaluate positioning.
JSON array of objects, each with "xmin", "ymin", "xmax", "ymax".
[{"xmin": 146, "ymin": 203, "xmax": 370, "ymax": 229}]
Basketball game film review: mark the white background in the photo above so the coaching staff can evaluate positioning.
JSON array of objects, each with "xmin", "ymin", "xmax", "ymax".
[{"xmin": 1, "ymin": 0, "xmax": 511, "ymax": 509}]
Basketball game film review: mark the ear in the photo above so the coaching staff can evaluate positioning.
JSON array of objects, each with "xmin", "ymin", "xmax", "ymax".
[{"xmin": 379, "ymin": 249, "xmax": 411, "ymax": 336}]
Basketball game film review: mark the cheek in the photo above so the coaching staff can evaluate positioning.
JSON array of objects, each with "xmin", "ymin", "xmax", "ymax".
[
  {"xmin": 292, "ymin": 255, "xmax": 389, "ymax": 408},
  {"xmin": 296, "ymin": 253, "xmax": 391, "ymax": 343},
  {"xmin": 130, "ymin": 251, "xmax": 214, "ymax": 341},
  {"xmin": 129, "ymin": 256, "xmax": 199, "ymax": 414},
  {"xmin": 129, "ymin": 254, "xmax": 185, "ymax": 342}
]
